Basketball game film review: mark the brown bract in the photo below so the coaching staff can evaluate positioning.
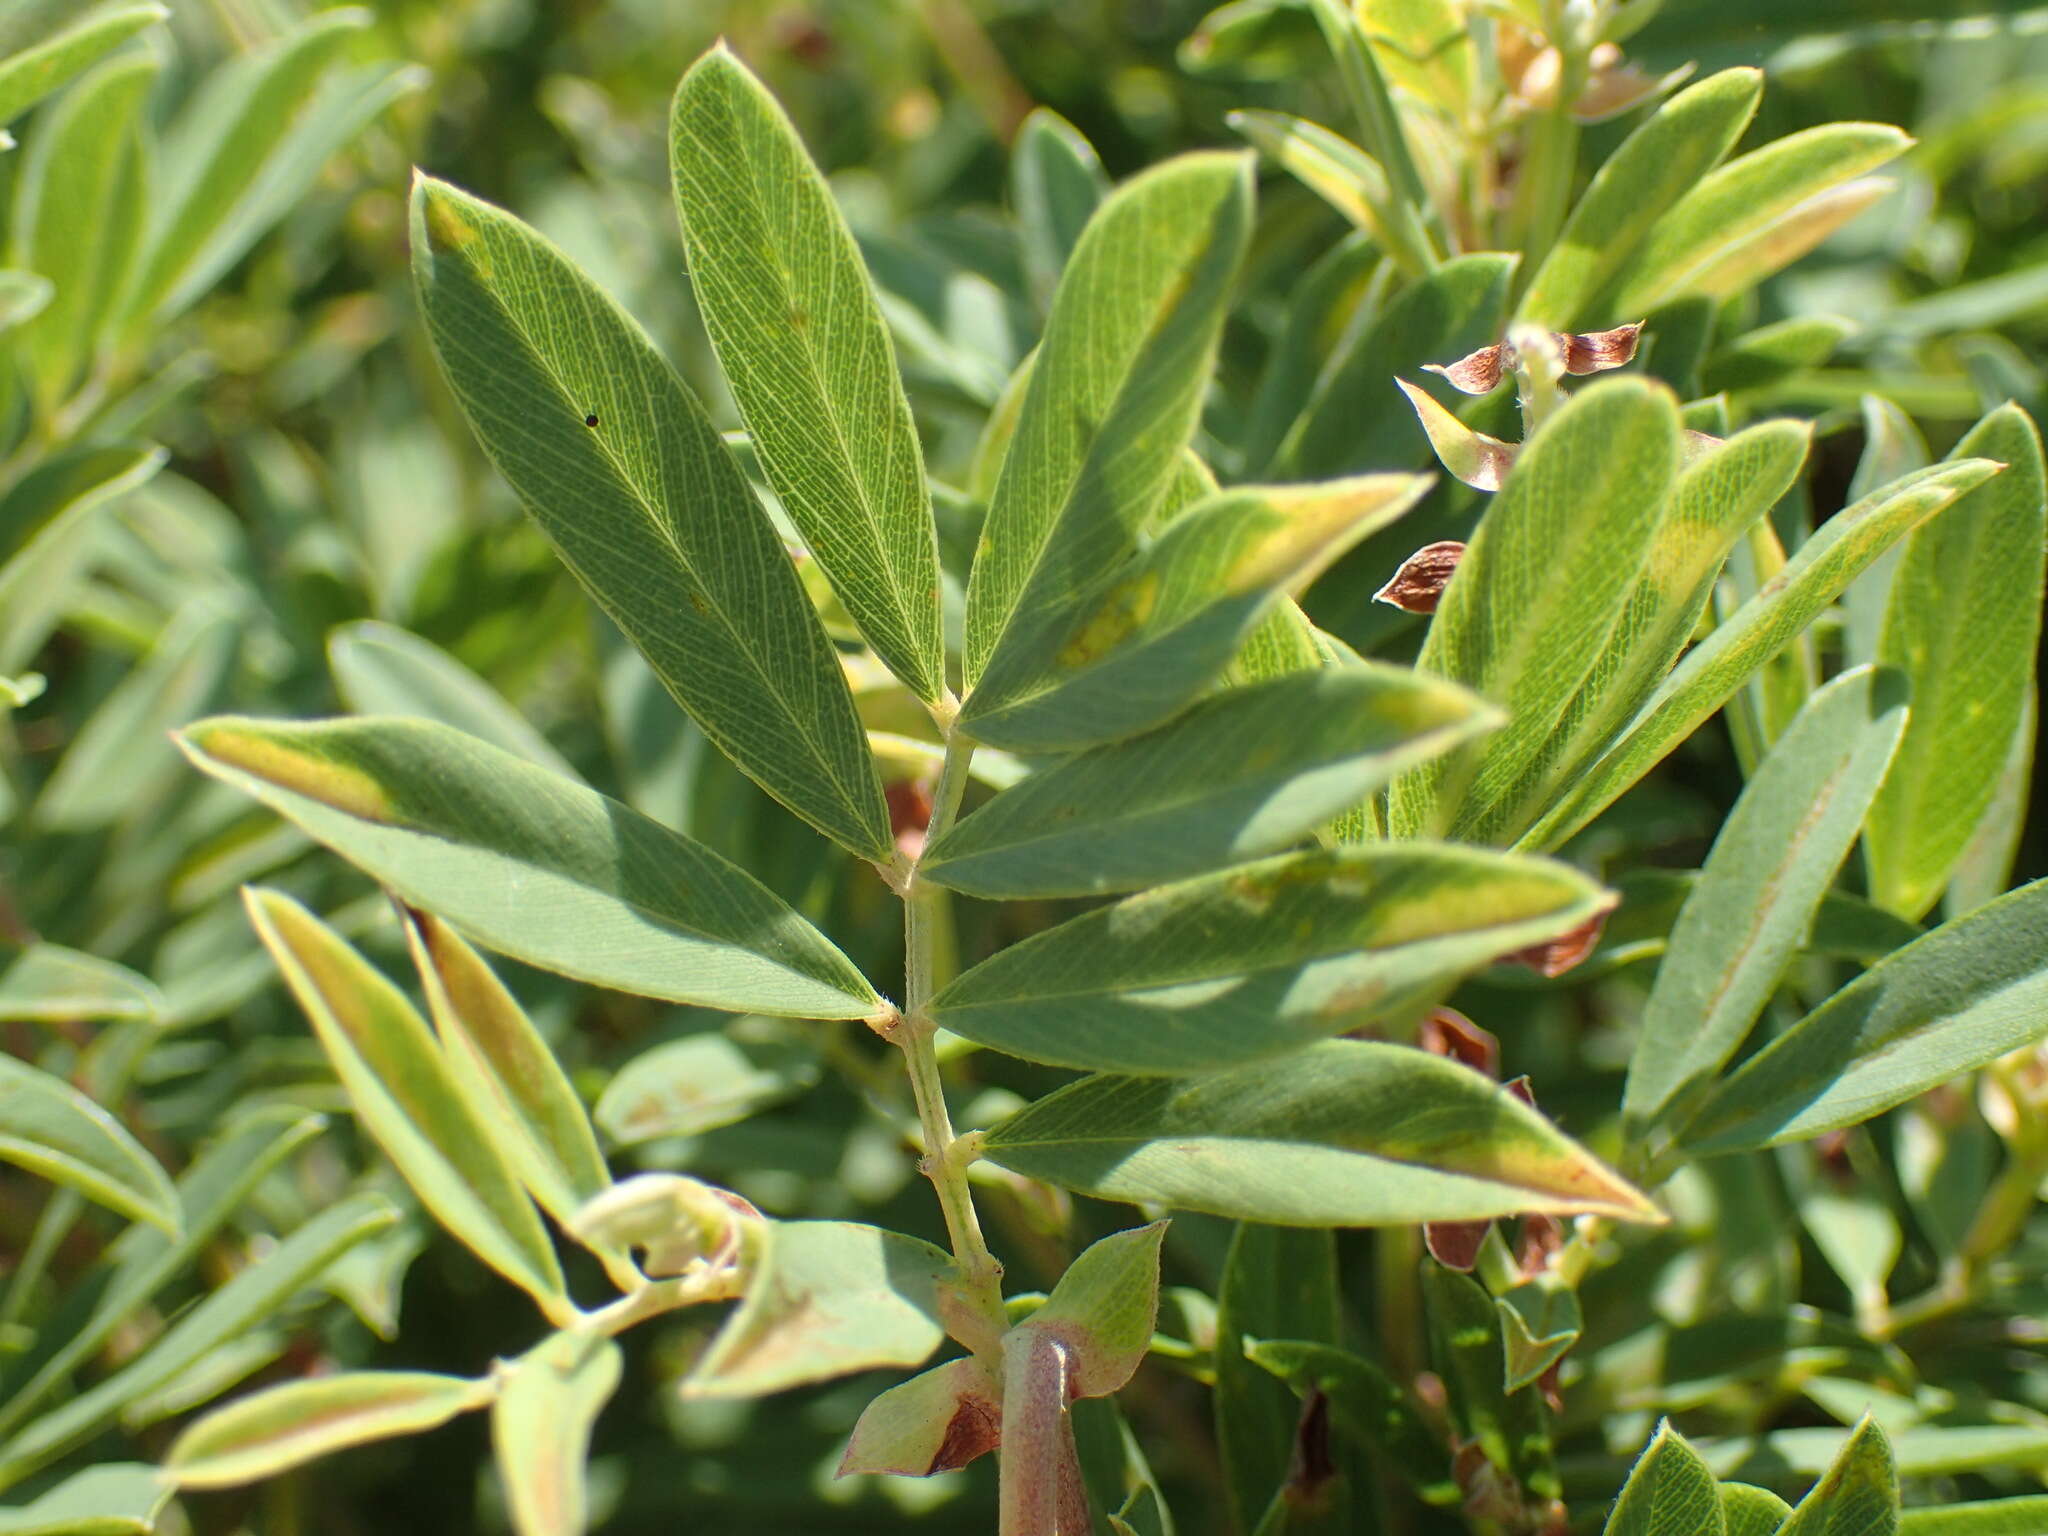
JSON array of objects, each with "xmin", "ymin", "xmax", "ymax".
[
  {"xmin": 1375, "ymin": 541, "xmax": 1467, "ymax": 613},
  {"xmin": 1424, "ymin": 323, "xmax": 1644, "ymax": 396},
  {"xmin": 1501, "ymin": 896, "xmax": 1618, "ymax": 978}
]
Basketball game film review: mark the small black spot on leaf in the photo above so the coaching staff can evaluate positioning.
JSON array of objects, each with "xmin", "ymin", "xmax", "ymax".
[{"xmin": 584, "ymin": 413, "xmax": 600, "ymax": 428}]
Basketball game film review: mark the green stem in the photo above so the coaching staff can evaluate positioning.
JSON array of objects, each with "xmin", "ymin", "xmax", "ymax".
[
  {"xmin": 1308, "ymin": 0, "xmax": 1442, "ymax": 273},
  {"xmin": 898, "ymin": 731, "xmax": 1008, "ymax": 1352},
  {"xmin": 1506, "ymin": 0, "xmax": 1588, "ymax": 280}
]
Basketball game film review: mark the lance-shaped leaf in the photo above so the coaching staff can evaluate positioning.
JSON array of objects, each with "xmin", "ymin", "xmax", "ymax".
[
  {"xmin": 1517, "ymin": 68, "xmax": 1761, "ymax": 330},
  {"xmin": 1604, "ymin": 1423, "xmax": 1724, "ymax": 1536},
  {"xmin": 685, "ymin": 1222, "xmax": 953, "ymax": 1398},
  {"xmin": 410, "ymin": 174, "xmax": 890, "ymax": 859},
  {"xmin": 493, "ymin": 1332, "xmax": 621, "ymax": 1536},
  {"xmin": 1615, "ymin": 124, "xmax": 1913, "ymax": 314},
  {"xmin": 1226, "ymin": 109, "xmax": 1406, "ymax": 261},
  {"xmin": 1897, "ymin": 1498, "xmax": 2048, "ymax": 1536},
  {"xmin": 1703, "ymin": 316, "xmax": 1856, "ymax": 394},
  {"xmin": 1281, "ymin": 254, "xmax": 1516, "ymax": 479},
  {"xmin": 1623, "ymin": 667, "xmax": 1910, "ymax": 1131},
  {"xmin": 1396, "ymin": 380, "xmax": 1518, "ymax": 490},
  {"xmin": 0, "ymin": 945, "xmax": 161, "ymax": 1024},
  {"xmin": 1390, "ymin": 377, "xmax": 1681, "ymax": 843},
  {"xmin": 0, "ymin": 1464, "xmax": 170, "ymax": 1536},
  {"xmin": 963, "ymin": 151, "xmax": 1252, "ymax": 687},
  {"xmin": 0, "ymin": 1056, "xmax": 176, "ymax": 1235},
  {"xmin": 1868, "ymin": 406, "xmax": 2047, "ymax": 919},
  {"xmin": 0, "ymin": 4, "xmax": 164, "ymax": 127},
  {"xmin": 980, "ymin": 1039, "xmax": 1658, "ymax": 1225},
  {"xmin": 330, "ymin": 620, "xmax": 581, "ymax": 781},
  {"xmin": 244, "ymin": 888, "xmax": 568, "ymax": 1315},
  {"xmin": 1520, "ymin": 458, "xmax": 2002, "ymax": 853},
  {"xmin": 0, "ymin": 444, "xmax": 165, "ymax": 673},
  {"xmin": 593, "ymin": 1031, "xmax": 820, "ymax": 1145},
  {"xmin": 0, "ymin": 1109, "xmax": 325, "ymax": 1445},
  {"xmin": 1683, "ymin": 877, "xmax": 2048, "ymax": 1153},
  {"xmin": 179, "ymin": 717, "xmax": 880, "ymax": 1018},
  {"xmin": 12, "ymin": 52, "xmax": 154, "ymax": 420},
  {"xmin": 1013, "ymin": 108, "xmax": 1108, "ymax": 310},
  {"xmin": 671, "ymin": 48, "xmax": 943, "ymax": 703},
  {"xmin": 1250, "ymin": 1341, "xmax": 1457, "ymax": 1507},
  {"xmin": 838, "ymin": 1357, "xmax": 1002, "ymax": 1478},
  {"xmin": 399, "ymin": 909, "xmax": 611, "ymax": 1232},
  {"xmin": 1017, "ymin": 1223, "xmax": 1167, "ymax": 1400},
  {"xmin": 0, "ymin": 1193, "xmax": 396, "ymax": 1486},
  {"xmin": 1496, "ymin": 419, "xmax": 1811, "ymax": 844},
  {"xmin": 922, "ymin": 665, "xmax": 1497, "ymax": 899},
  {"xmin": 1778, "ymin": 1418, "xmax": 1898, "ymax": 1536},
  {"xmin": 961, "ymin": 473, "xmax": 1432, "ymax": 753},
  {"xmin": 928, "ymin": 843, "xmax": 1610, "ymax": 1074},
  {"xmin": 166, "ymin": 1371, "xmax": 494, "ymax": 1489}
]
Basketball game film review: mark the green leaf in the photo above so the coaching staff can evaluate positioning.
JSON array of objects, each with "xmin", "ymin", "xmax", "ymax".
[
  {"xmin": 670, "ymin": 47, "xmax": 944, "ymax": 703},
  {"xmin": 838, "ymin": 1356, "xmax": 1000, "ymax": 1478},
  {"xmin": 0, "ymin": 1055, "xmax": 176, "ymax": 1234},
  {"xmin": 1501, "ymin": 419, "xmax": 1812, "ymax": 845},
  {"xmin": 1249, "ymin": 1339, "xmax": 1457, "ymax": 1506},
  {"xmin": 592, "ymin": 1030, "xmax": 820, "ymax": 1145},
  {"xmin": 1899, "ymin": 1498, "xmax": 2048, "ymax": 1536},
  {"xmin": 928, "ymin": 842, "xmax": 1611, "ymax": 1074},
  {"xmin": 399, "ymin": 908, "xmax": 612, "ymax": 1233},
  {"xmin": 1360, "ymin": 0, "xmax": 1475, "ymax": 119},
  {"xmin": 10, "ymin": 52, "xmax": 153, "ymax": 419},
  {"xmin": 0, "ymin": 945, "xmax": 162, "ymax": 1024},
  {"xmin": 1216, "ymin": 1228, "xmax": 1343, "ymax": 1531},
  {"xmin": 1615, "ymin": 125, "xmax": 1913, "ymax": 314},
  {"xmin": 1518, "ymin": 67, "xmax": 1763, "ymax": 329},
  {"xmin": 0, "ymin": 1193, "xmax": 397, "ymax": 1487},
  {"xmin": 963, "ymin": 151, "xmax": 1252, "ymax": 687},
  {"xmin": 1683, "ymin": 877, "xmax": 2048, "ymax": 1152},
  {"xmin": 0, "ymin": 1464, "xmax": 169, "ymax": 1536},
  {"xmin": 1226, "ymin": 109, "xmax": 1403, "ymax": 256},
  {"xmin": 1280, "ymin": 254, "xmax": 1515, "ymax": 479},
  {"xmin": 0, "ymin": 4, "xmax": 163, "ymax": 128},
  {"xmin": 1390, "ymin": 377, "xmax": 1682, "ymax": 844},
  {"xmin": 1019, "ymin": 1223, "xmax": 1167, "ymax": 1400},
  {"xmin": 0, "ymin": 272, "xmax": 52, "ymax": 330},
  {"xmin": 685, "ymin": 1221, "xmax": 953, "ymax": 1398},
  {"xmin": 128, "ymin": 9, "xmax": 382, "ymax": 322},
  {"xmin": 1867, "ymin": 406, "xmax": 2047, "ymax": 919},
  {"xmin": 0, "ymin": 1108, "xmax": 325, "ymax": 1445},
  {"xmin": 244, "ymin": 888, "xmax": 568, "ymax": 1316},
  {"xmin": 493, "ymin": 1332, "xmax": 621, "ymax": 1536},
  {"xmin": 1496, "ymin": 1278, "xmax": 1583, "ymax": 1393},
  {"xmin": 1520, "ymin": 458, "xmax": 2002, "ymax": 852},
  {"xmin": 1703, "ymin": 316, "xmax": 1856, "ymax": 395},
  {"xmin": 179, "ymin": 716, "xmax": 880, "ymax": 1018},
  {"xmin": 1777, "ymin": 1418, "xmax": 1898, "ymax": 1536},
  {"xmin": 410, "ymin": 174, "xmax": 890, "ymax": 859},
  {"xmin": 1840, "ymin": 398, "xmax": 1931, "ymax": 672},
  {"xmin": 1722, "ymin": 1485, "xmax": 1795, "ymax": 1536},
  {"xmin": 960, "ymin": 473, "xmax": 1432, "ymax": 752},
  {"xmin": 1422, "ymin": 1266, "xmax": 1558, "ymax": 1502},
  {"xmin": 981, "ymin": 1039, "xmax": 1658, "ymax": 1224},
  {"xmin": 166, "ymin": 1371, "xmax": 493, "ymax": 1489},
  {"xmin": 329, "ymin": 619, "xmax": 582, "ymax": 781},
  {"xmin": 0, "ymin": 444, "xmax": 165, "ymax": 673},
  {"xmin": 923, "ymin": 665, "xmax": 1496, "ymax": 898},
  {"xmin": 1604, "ymin": 1423, "xmax": 1725, "ymax": 1536},
  {"xmin": 1624, "ymin": 666, "xmax": 1910, "ymax": 1130},
  {"xmin": 1012, "ymin": 108, "xmax": 1108, "ymax": 311},
  {"xmin": 37, "ymin": 600, "xmax": 236, "ymax": 831}
]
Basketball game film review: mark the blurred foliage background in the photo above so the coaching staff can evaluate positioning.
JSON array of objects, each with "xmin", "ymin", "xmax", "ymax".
[{"xmin": 5, "ymin": 0, "xmax": 2048, "ymax": 1531}]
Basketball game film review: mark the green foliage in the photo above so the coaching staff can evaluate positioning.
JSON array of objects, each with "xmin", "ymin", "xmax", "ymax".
[{"xmin": 2, "ymin": 2, "xmax": 2048, "ymax": 1534}]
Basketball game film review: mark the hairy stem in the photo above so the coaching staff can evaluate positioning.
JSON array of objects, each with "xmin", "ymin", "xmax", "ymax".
[{"xmin": 899, "ymin": 730, "xmax": 1008, "ymax": 1350}]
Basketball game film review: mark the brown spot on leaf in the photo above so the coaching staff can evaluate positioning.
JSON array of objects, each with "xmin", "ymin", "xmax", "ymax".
[{"xmin": 1375, "ymin": 540, "xmax": 1467, "ymax": 613}]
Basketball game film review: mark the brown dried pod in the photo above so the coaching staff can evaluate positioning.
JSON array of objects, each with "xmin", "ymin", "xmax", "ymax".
[{"xmin": 1375, "ymin": 540, "xmax": 1467, "ymax": 614}]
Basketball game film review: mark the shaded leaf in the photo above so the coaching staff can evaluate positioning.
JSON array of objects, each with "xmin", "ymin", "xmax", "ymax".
[
  {"xmin": 0, "ymin": 4, "xmax": 163, "ymax": 127},
  {"xmin": 493, "ymin": 1332, "xmax": 621, "ymax": 1536},
  {"xmin": 962, "ymin": 474, "xmax": 1432, "ymax": 752},
  {"xmin": 0, "ymin": 946, "xmax": 161, "ymax": 1025},
  {"xmin": 244, "ymin": 888, "xmax": 568, "ymax": 1315},
  {"xmin": 0, "ymin": 1464, "xmax": 170, "ymax": 1536},
  {"xmin": 923, "ymin": 665, "xmax": 1496, "ymax": 898},
  {"xmin": 685, "ymin": 1222, "xmax": 953, "ymax": 1398},
  {"xmin": 1217, "ymin": 1227, "xmax": 1342, "ymax": 1532},
  {"xmin": 1624, "ymin": 667, "xmax": 1910, "ymax": 1130},
  {"xmin": 1497, "ymin": 1279, "xmax": 1582, "ymax": 1394},
  {"xmin": 0, "ymin": 444, "xmax": 165, "ymax": 673},
  {"xmin": 0, "ymin": 1055, "xmax": 176, "ymax": 1235},
  {"xmin": 167, "ymin": 1371, "xmax": 493, "ymax": 1489},
  {"xmin": 1250, "ymin": 1339, "xmax": 1458, "ymax": 1506},
  {"xmin": 1012, "ymin": 108, "xmax": 1108, "ymax": 311},
  {"xmin": 1723, "ymin": 1485, "xmax": 1795, "ymax": 1536},
  {"xmin": 671, "ymin": 48, "xmax": 944, "ymax": 702},
  {"xmin": 179, "ymin": 716, "xmax": 880, "ymax": 1018},
  {"xmin": 929, "ymin": 842, "xmax": 1610, "ymax": 1074},
  {"xmin": 981, "ymin": 1039, "xmax": 1658, "ymax": 1225},
  {"xmin": 1684, "ymin": 877, "xmax": 2048, "ymax": 1152},
  {"xmin": 410, "ymin": 174, "xmax": 889, "ymax": 858}
]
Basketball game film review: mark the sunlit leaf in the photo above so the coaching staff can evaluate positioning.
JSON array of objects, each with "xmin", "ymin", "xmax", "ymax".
[
  {"xmin": 167, "ymin": 1371, "xmax": 493, "ymax": 1489},
  {"xmin": 0, "ymin": 1055, "xmax": 176, "ymax": 1235},
  {"xmin": 0, "ymin": 5, "xmax": 164, "ymax": 127},
  {"xmin": 493, "ymin": 1331, "xmax": 622, "ymax": 1536},
  {"xmin": 1603, "ymin": 1423, "xmax": 1724, "ymax": 1536}
]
